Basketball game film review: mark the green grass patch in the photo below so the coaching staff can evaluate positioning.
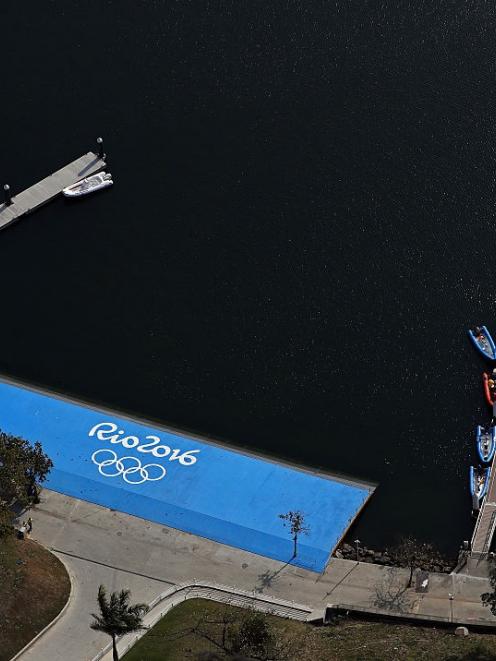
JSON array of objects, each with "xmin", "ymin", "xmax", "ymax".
[
  {"xmin": 0, "ymin": 535, "xmax": 71, "ymax": 661},
  {"xmin": 124, "ymin": 598, "xmax": 496, "ymax": 661}
]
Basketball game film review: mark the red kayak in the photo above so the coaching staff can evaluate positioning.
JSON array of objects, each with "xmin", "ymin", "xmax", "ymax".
[{"xmin": 483, "ymin": 372, "xmax": 496, "ymax": 406}]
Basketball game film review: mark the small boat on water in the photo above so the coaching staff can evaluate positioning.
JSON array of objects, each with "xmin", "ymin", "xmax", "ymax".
[
  {"xmin": 468, "ymin": 326, "xmax": 496, "ymax": 361},
  {"xmin": 63, "ymin": 172, "xmax": 113, "ymax": 198},
  {"xmin": 470, "ymin": 465, "xmax": 491, "ymax": 502},
  {"xmin": 483, "ymin": 372, "xmax": 496, "ymax": 407},
  {"xmin": 476, "ymin": 425, "xmax": 496, "ymax": 463}
]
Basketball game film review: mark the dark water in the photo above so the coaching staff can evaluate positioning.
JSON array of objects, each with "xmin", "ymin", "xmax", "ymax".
[{"xmin": 1, "ymin": 1, "xmax": 495, "ymax": 553}]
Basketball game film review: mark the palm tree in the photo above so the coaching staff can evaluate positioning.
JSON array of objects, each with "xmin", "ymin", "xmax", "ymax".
[{"xmin": 90, "ymin": 584, "xmax": 149, "ymax": 661}]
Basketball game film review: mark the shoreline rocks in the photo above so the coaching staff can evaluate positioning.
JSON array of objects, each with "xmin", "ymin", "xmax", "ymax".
[{"xmin": 335, "ymin": 542, "xmax": 455, "ymax": 573}]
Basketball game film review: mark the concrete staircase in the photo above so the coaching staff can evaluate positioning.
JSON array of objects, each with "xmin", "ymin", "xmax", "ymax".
[{"xmin": 93, "ymin": 581, "xmax": 315, "ymax": 661}]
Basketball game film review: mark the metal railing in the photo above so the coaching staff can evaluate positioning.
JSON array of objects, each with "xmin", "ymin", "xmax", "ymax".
[{"xmin": 91, "ymin": 580, "xmax": 314, "ymax": 661}]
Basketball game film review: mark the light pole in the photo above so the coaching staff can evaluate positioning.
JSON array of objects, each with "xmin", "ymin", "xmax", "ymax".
[
  {"xmin": 354, "ymin": 538, "xmax": 361, "ymax": 562},
  {"xmin": 448, "ymin": 593, "xmax": 454, "ymax": 622}
]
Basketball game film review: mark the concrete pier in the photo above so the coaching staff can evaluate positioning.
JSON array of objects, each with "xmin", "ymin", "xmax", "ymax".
[{"xmin": 0, "ymin": 152, "xmax": 107, "ymax": 232}]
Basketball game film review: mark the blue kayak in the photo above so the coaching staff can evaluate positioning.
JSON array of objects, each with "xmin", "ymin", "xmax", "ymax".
[
  {"xmin": 476, "ymin": 425, "xmax": 496, "ymax": 463},
  {"xmin": 468, "ymin": 326, "xmax": 496, "ymax": 361},
  {"xmin": 470, "ymin": 465, "xmax": 491, "ymax": 502}
]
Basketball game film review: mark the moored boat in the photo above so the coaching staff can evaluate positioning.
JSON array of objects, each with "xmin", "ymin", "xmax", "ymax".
[
  {"xmin": 63, "ymin": 172, "xmax": 113, "ymax": 198},
  {"xmin": 483, "ymin": 372, "xmax": 496, "ymax": 407},
  {"xmin": 476, "ymin": 425, "xmax": 496, "ymax": 463},
  {"xmin": 468, "ymin": 326, "xmax": 496, "ymax": 361},
  {"xmin": 470, "ymin": 465, "xmax": 490, "ymax": 502}
]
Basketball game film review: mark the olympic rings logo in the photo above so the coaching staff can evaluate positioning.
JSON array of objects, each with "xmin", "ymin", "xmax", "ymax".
[{"xmin": 91, "ymin": 449, "xmax": 166, "ymax": 485}]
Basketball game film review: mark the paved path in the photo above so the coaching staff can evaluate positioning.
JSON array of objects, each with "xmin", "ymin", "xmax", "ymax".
[{"xmin": 13, "ymin": 490, "xmax": 496, "ymax": 661}]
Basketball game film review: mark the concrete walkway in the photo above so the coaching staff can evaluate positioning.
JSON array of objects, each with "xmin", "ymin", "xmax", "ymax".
[{"xmin": 13, "ymin": 489, "xmax": 496, "ymax": 661}]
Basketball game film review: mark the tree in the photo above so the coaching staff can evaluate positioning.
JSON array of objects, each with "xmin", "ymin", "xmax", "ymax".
[
  {"xmin": 0, "ymin": 503, "xmax": 13, "ymax": 538},
  {"xmin": 390, "ymin": 536, "xmax": 437, "ymax": 588},
  {"xmin": 90, "ymin": 585, "xmax": 149, "ymax": 661},
  {"xmin": 0, "ymin": 431, "xmax": 53, "ymax": 507},
  {"xmin": 0, "ymin": 431, "xmax": 53, "ymax": 538},
  {"xmin": 24, "ymin": 439, "xmax": 54, "ymax": 503},
  {"xmin": 229, "ymin": 610, "xmax": 273, "ymax": 658},
  {"xmin": 279, "ymin": 511, "xmax": 309, "ymax": 559},
  {"xmin": 172, "ymin": 604, "xmax": 305, "ymax": 660},
  {"xmin": 481, "ymin": 558, "xmax": 496, "ymax": 617}
]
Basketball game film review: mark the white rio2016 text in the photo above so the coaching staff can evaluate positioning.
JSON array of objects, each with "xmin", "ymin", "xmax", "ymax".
[{"xmin": 89, "ymin": 422, "xmax": 200, "ymax": 465}]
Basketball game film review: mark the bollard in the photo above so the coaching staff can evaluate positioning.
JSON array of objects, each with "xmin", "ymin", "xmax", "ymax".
[
  {"xmin": 96, "ymin": 136, "xmax": 106, "ymax": 160},
  {"xmin": 3, "ymin": 184, "xmax": 12, "ymax": 205},
  {"xmin": 354, "ymin": 538, "xmax": 361, "ymax": 562}
]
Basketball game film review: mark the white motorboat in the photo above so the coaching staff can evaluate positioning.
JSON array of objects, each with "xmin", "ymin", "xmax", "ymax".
[{"xmin": 63, "ymin": 172, "xmax": 113, "ymax": 198}]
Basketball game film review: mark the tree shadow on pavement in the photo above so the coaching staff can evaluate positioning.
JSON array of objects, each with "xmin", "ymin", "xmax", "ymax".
[
  {"xmin": 255, "ymin": 559, "xmax": 293, "ymax": 593},
  {"xmin": 372, "ymin": 567, "xmax": 416, "ymax": 614}
]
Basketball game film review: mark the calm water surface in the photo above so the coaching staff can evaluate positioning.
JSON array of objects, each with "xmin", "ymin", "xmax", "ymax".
[{"xmin": 1, "ymin": 1, "xmax": 496, "ymax": 552}]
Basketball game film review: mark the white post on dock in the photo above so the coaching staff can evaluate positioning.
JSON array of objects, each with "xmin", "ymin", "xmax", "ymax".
[
  {"xmin": 3, "ymin": 184, "xmax": 12, "ymax": 205},
  {"xmin": 96, "ymin": 136, "xmax": 106, "ymax": 160}
]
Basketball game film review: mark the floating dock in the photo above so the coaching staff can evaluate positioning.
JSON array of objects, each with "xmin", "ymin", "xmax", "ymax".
[
  {"xmin": 0, "ymin": 375, "xmax": 375, "ymax": 572},
  {"xmin": 0, "ymin": 151, "xmax": 107, "ymax": 231},
  {"xmin": 471, "ymin": 464, "xmax": 496, "ymax": 557}
]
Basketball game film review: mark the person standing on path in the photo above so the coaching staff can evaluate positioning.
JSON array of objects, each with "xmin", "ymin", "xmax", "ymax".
[{"xmin": 27, "ymin": 517, "xmax": 33, "ymax": 535}]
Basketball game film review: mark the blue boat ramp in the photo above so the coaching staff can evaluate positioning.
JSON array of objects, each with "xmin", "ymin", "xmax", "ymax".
[{"xmin": 0, "ymin": 378, "xmax": 374, "ymax": 572}]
